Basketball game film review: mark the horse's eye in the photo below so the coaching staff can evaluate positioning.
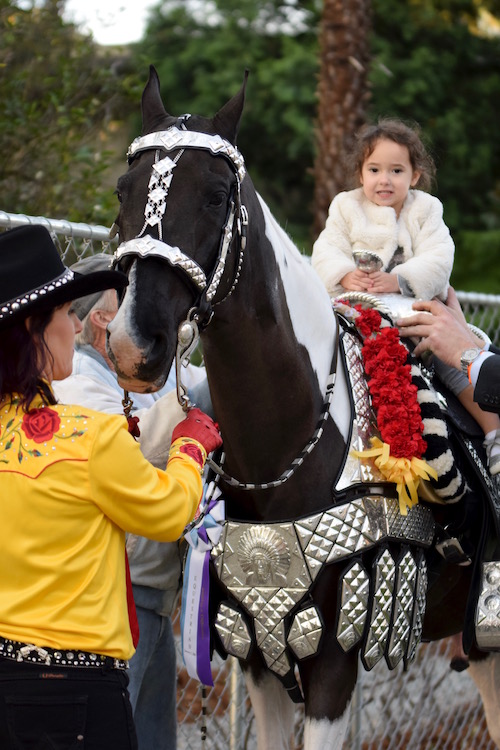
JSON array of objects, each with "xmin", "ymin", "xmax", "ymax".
[
  {"xmin": 114, "ymin": 189, "xmax": 123, "ymax": 204},
  {"xmin": 209, "ymin": 192, "xmax": 226, "ymax": 208}
]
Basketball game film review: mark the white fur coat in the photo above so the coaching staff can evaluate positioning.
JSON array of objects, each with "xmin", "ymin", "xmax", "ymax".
[{"xmin": 311, "ymin": 188, "xmax": 454, "ymax": 301}]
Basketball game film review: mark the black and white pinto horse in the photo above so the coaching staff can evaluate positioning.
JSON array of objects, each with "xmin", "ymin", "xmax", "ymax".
[{"xmin": 107, "ymin": 67, "xmax": 500, "ymax": 749}]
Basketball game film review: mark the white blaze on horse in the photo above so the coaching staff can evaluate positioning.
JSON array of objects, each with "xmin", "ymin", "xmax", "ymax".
[{"xmin": 107, "ymin": 67, "xmax": 500, "ymax": 750}]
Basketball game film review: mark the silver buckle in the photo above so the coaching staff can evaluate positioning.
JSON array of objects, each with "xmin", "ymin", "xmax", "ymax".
[{"xmin": 435, "ymin": 537, "xmax": 471, "ymax": 566}]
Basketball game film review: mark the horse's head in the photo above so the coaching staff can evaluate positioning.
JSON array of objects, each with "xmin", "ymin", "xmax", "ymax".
[{"xmin": 107, "ymin": 66, "xmax": 248, "ymax": 391}]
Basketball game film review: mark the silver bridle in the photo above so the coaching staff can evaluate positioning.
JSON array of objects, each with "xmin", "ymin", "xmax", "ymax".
[
  {"xmin": 114, "ymin": 124, "xmax": 247, "ymax": 304},
  {"xmin": 113, "ymin": 122, "xmax": 249, "ymax": 409}
]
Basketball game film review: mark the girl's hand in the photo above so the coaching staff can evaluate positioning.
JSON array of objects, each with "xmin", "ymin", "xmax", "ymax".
[
  {"xmin": 340, "ymin": 270, "xmax": 372, "ymax": 291},
  {"xmin": 365, "ymin": 271, "xmax": 400, "ymax": 294}
]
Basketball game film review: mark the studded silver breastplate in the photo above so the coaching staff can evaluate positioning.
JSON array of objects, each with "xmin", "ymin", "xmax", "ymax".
[{"xmin": 212, "ymin": 495, "xmax": 433, "ymax": 678}]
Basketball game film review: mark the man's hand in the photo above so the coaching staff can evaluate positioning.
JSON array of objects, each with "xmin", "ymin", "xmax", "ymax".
[{"xmin": 397, "ymin": 297, "xmax": 478, "ymax": 368}]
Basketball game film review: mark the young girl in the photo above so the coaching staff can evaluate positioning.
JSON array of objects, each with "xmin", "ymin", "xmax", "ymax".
[{"xmin": 311, "ymin": 117, "xmax": 500, "ymax": 475}]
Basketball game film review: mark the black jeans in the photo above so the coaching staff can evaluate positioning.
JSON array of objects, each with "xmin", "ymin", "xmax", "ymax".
[{"xmin": 0, "ymin": 657, "xmax": 138, "ymax": 749}]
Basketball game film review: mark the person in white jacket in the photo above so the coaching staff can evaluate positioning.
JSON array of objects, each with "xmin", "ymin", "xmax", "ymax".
[
  {"xmin": 312, "ymin": 118, "xmax": 500, "ymax": 474},
  {"xmin": 54, "ymin": 254, "xmax": 209, "ymax": 750}
]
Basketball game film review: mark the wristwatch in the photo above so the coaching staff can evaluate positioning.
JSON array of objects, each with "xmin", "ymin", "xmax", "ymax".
[{"xmin": 460, "ymin": 347, "xmax": 482, "ymax": 375}]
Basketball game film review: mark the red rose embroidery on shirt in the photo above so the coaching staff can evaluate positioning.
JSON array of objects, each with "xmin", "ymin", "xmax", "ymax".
[
  {"xmin": 22, "ymin": 408, "xmax": 61, "ymax": 443},
  {"xmin": 180, "ymin": 442, "xmax": 203, "ymax": 467}
]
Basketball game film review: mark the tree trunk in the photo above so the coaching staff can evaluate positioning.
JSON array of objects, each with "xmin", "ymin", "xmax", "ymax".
[{"xmin": 312, "ymin": 0, "xmax": 372, "ymax": 240}]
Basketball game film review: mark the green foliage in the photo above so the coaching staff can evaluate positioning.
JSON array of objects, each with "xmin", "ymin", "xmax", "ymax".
[
  {"xmin": 0, "ymin": 0, "xmax": 140, "ymax": 224},
  {"xmin": 369, "ymin": 0, "xmax": 500, "ymax": 235},
  {"xmin": 451, "ymin": 229, "xmax": 500, "ymax": 293}
]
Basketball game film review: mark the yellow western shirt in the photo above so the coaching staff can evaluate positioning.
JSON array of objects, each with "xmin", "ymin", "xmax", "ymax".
[{"xmin": 0, "ymin": 394, "xmax": 202, "ymax": 659}]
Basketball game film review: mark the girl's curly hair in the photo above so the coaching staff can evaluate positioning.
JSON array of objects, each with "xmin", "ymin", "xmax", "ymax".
[{"xmin": 349, "ymin": 118, "xmax": 436, "ymax": 192}]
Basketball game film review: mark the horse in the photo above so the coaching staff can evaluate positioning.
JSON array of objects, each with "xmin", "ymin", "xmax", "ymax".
[{"xmin": 107, "ymin": 66, "xmax": 500, "ymax": 749}]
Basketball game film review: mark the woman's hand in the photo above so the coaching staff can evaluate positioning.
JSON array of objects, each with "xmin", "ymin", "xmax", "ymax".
[{"xmin": 171, "ymin": 407, "xmax": 222, "ymax": 454}]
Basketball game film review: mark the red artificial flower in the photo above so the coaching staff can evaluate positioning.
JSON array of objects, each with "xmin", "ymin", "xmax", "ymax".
[
  {"xmin": 355, "ymin": 306, "xmax": 427, "ymax": 461},
  {"xmin": 355, "ymin": 305, "xmax": 382, "ymax": 337},
  {"xmin": 22, "ymin": 407, "xmax": 61, "ymax": 444}
]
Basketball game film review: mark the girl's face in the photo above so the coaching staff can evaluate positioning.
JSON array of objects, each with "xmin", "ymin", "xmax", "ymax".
[
  {"xmin": 360, "ymin": 138, "xmax": 421, "ymax": 217},
  {"xmin": 39, "ymin": 303, "xmax": 83, "ymax": 381}
]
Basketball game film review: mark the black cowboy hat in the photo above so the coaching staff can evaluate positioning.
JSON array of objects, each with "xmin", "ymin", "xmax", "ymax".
[{"xmin": 0, "ymin": 225, "xmax": 127, "ymax": 330}]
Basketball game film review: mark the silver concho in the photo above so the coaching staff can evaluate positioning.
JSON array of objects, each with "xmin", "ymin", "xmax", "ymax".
[
  {"xmin": 361, "ymin": 548, "xmax": 396, "ymax": 670},
  {"xmin": 405, "ymin": 551, "xmax": 428, "ymax": 666},
  {"xmin": 237, "ymin": 526, "xmax": 291, "ymax": 586},
  {"xmin": 214, "ymin": 602, "xmax": 252, "ymax": 660},
  {"xmin": 215, "ymin": 521, "xmax": 312, "ymax": 678},
  {"xmin": 287, "ymin": 605, "xmax": 323, "ymax": 660},
  {"xmin": 386, "ymin": 549, "xmax": 418, "ymax": 669},
  {"xmin": 476, "ymin": 561, "xmax": 500, "ymax": 650},
  {"xmin": 336, "ymin": 561, "xmax": 369, "ymax": 652}
]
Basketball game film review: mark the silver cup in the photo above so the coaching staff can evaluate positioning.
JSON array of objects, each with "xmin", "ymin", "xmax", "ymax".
[{"xmin": 353, "ymin": 250, "xmax": 383, "ymax": 274}]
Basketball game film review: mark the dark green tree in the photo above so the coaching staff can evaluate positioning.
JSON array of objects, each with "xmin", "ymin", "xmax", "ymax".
[
  {"xmin": 0, "ymin": 0, "xmax": 140, "ymax": 223},
  {"xmin": 313, "ymin": 0, "xmax": 372, "ymax": 238},
  {"xmin": 369, "ymin": 0, "xmax": 500, "ymax": 235},
  {"xmin": 132, "ymin": 0, "xmax": 321, "ymax": 248}
]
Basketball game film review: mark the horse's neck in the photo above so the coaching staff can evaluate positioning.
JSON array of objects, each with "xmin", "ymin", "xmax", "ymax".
[{"xmin": 203, "ymin": 193, "xmax": 340, "ymax": 498}]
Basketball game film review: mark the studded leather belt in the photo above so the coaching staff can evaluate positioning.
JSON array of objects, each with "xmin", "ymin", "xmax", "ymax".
[{"xmin": 0, "ymin": 636, "xmax": 128, "ymax": 670}]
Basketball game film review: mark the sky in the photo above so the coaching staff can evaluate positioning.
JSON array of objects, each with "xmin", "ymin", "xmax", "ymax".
[{"xmin": 64, "ymin": 0, "xmax": 157, "ymax": 46}]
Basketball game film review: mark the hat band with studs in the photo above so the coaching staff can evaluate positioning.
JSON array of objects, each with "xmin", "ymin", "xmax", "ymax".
[{"xmin": 0, "ymin": 269, "xmax": 75, "ymax": 323}]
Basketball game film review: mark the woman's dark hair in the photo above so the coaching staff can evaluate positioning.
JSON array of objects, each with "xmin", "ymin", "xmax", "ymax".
[
  {"xmin": 349, "ymin": 118, "xmax": 436, "ymax": 191},
  {"xmin": 0, "ymin": 309, "xmax": 56, "ymax": 411}
]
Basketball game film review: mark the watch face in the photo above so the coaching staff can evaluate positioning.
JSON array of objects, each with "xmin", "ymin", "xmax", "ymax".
[
  {"xmin": 463, "ymin": 348, "xmax": 479, "ymax": 361},
  {"xmin": 461, "ymin": 348, "xmax": 480, "ymax": 373}
]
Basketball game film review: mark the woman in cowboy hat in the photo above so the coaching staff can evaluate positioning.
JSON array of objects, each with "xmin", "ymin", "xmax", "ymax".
[{"xmin": 0, "ymin": 225, "xmax": 221, "ymax": 749}]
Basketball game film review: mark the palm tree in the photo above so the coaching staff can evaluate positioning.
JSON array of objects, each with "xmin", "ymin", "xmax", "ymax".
[{"xmin": 312, "ymin": 0, "xmax": 372, "ymax": 239}]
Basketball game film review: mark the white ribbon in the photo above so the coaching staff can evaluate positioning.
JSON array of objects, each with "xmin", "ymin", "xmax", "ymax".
[{"xmin": 181, "ymin": 488, "xmax": 225, "ymax": 685}]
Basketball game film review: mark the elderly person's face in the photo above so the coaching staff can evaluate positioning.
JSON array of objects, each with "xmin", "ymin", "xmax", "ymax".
[{"xmin": 32, "ymin": 303, "xmax": 83, "ymax": 382}]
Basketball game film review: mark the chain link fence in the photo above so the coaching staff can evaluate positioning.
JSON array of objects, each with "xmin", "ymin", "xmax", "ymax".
[{"xmin": 1, "ymin": 210, "xmax": 499, "ymax": 749}]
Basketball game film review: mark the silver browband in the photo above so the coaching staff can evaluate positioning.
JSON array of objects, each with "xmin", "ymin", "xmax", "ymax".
[
  {"xmin": 114, "ymin": 236, "xmax": 208, "ymax": 292},
  {"xmin": 127, "ymin": 127, "xmax": 246, "ymax": 183}
]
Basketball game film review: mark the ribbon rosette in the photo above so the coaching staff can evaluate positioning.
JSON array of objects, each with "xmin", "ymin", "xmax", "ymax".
[
  {"xmin": 352, "ymin": 437, "xmax": 437, "ymax": 515},
  {"xmin": 181, "ymin": 489, "xmax": 225, "ymax": 686}
]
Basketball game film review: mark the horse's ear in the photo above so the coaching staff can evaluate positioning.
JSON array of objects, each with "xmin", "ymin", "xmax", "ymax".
[
  {"xmin": 212, "ymin": 70, "xmax": 249, "ymax": 145},
  {"xmin": 141, "ymin": 65, "xmax": 170, "ymax": 134}
]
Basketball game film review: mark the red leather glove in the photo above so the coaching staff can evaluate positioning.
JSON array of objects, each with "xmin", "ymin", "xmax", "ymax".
[{"xmin": 171, "ymin": 407, "xmax": 222, "ymax": 455}]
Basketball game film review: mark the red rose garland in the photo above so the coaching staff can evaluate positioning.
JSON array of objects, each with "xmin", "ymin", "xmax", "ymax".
[{"xmin": 347, "ymin": 304, "xmax": 437, "ymax": 515}]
